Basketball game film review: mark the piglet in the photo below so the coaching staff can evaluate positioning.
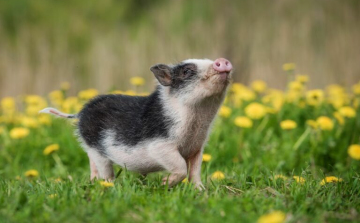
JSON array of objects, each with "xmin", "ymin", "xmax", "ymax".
[{"xmin": 40, "ymin": 58, "xmax": 233, "ymax": 189}]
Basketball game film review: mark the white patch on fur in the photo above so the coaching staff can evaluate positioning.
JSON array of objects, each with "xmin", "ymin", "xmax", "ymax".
[{"xmin": 182, "ymin": 59, "xmax": 214, "ymax": 73}]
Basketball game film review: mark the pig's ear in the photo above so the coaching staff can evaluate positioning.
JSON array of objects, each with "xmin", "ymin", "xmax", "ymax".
[{"xmin": 150, "ymin": 64, "xmax": 172, "ymax": 86}]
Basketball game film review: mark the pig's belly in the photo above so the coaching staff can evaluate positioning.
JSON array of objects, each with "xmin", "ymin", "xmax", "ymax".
[{"xmin": 105, "ymin": 146, "xmax": 164, "ymax": 174}]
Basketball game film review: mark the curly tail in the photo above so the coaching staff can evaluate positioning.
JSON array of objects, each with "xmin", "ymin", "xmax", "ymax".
[{"xmin": 39, "ymin": 107, "xmax": 77, "ymax": 119}]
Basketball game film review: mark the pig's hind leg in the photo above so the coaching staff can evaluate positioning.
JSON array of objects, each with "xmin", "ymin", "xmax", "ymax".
[{"xmin": 87, "ymin": 149, "xmax": 114, "ymax": 181}]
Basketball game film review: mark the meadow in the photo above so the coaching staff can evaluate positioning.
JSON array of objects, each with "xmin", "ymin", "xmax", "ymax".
[{"xmin": 0, "ymin": 66, "xmax": 359, "ymax": 223}]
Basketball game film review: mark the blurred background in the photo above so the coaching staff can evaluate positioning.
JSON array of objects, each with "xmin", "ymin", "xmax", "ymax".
[{"xmin": 0, "ymin": 0, "xmax": 359, "ymax": 97}]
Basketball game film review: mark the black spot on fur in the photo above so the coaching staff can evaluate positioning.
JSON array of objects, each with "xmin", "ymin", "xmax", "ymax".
[
  {"xmin": 78, "ymin": 89, "xmax": 172, "ymax": 154},
  {"xmin": 170, "ymin": 63, "xmax": 198, "ymax": 93}
]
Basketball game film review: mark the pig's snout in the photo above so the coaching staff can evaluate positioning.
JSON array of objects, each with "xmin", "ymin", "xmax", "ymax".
[{"xmin": 213, "ymin": 58, "xmax": 232, "ymax": 73}]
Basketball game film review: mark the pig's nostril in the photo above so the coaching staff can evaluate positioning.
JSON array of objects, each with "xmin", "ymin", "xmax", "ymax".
[{"xmin": 216, "ymin": 62, "xmax": 220, "ymax": 67}]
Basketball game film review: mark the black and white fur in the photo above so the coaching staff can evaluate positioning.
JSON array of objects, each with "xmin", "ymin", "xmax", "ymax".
[{"xmin": 40, "ymin": 58, "xmax": 232, "ymax": 189}]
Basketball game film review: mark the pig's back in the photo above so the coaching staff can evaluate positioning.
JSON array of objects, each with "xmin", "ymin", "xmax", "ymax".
[{"xmin": 78, "ymin": 91, "xmax": 172, "ymax": 152}]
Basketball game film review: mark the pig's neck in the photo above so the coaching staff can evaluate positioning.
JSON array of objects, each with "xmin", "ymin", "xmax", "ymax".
[{"xmin": 159, "ymin": 86, "xmax": 225, "ymax": 157}]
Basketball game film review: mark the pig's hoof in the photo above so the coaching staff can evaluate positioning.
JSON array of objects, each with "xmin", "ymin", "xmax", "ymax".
[{"xmin": 194, "ymin": 183, "xmax": 205, "ymax": 191}]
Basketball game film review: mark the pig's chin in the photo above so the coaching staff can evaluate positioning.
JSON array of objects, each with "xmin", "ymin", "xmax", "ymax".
[{"xmin": 212, "ymin": 71, "xmax": 230, "ymax": 84}]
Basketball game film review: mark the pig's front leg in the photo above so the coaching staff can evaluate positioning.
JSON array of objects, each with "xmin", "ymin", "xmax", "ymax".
[
  {"xmin": 150, "ymin": 146, "xmax": 187, "ymax": 187},
  {"xmin": 188, "ymin": 150, "xmax": 205, "ymax": 190}
]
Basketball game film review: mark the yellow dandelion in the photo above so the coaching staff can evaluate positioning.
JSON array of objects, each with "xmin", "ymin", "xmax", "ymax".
[
  {"xmin": 338, "ymin": 106, "xmax": 356, "ymax": 118},
  {"xmin": 219, "ymin": 106, "xmax": 232, "ymax": 118},
  {"xmin": 327, "ymin": 84, "xmax": 345, "ymax": 96},
  {"xmin": 202, "ymin": 153, "xmax": 212, "ymax": 162},
  {"xmin": 333, "ymin": 112, "xmax": 344, "ymax": 125},
  {"xmin": 280, "ymin": 120, "xmax": 297, "ymax": 130},
  {"xmin": 352, "ymin": 82, "xmax": 360, "ymax": 95},
  {"xmin": 61, "ymin": 82, "xmax": 70, "ymax": 90},
  {"xmin": 251, "ymin": 80, "xmax": 267, "ymax": 93},
  {"xmin": 306, "ymin": 90, "xmax": 324, "ymax": 106},
  {"xmin": 288, "ymin": 81, "xmax": 303, "ymax": 92},
  {"xmin": 245, "ymin": 102, "xmax": 267, "ymax": 120},
  {"xmin": 78, "ymin": 89, "xmax": 99, "ymax": 100},
  {"xmin": 293, "ymin": 176, "xmax": 305, "ymax": 184},
  {"xmin": 25, "ymin": 169, "xmax": 39, "ymax": 178},
  {"xmin": 49, "ymin": 90, "xmax": 64, "ymax": 107},
  {"xmin": 20, "ymin": 116, "xmax": 39, "ymax": 128},
  {"xmin": 274, "ymin": 174, "xmax": 288, "ymax": 180},
  {"xmin": 257, "ymin": 211, "xmax": 286, "ymax": 223},
  {"xmin": 211, "ymin": 171, "xmax": 225, "ymax": 180},
  {"xmin": 348, "ymin": 144, "xmax": 360, "ymax": 160},
  {"xmin": 182, "ymin": 178, "xmax": 189, "ymax": 183},
  {"xmin": 130, "ymin": 77, "xmax": 145, "ymax": 86},
  {"xmin": 10, "ymin": 127, "xmax": 30, "ymax": 139},
  {"xmin": 62, "ymin": 97, "xmax": 80, "ymax": 113},
  {"xmin": 123, "ymin": 90, "xmax": 137, "ymax": 96},
  {"xmin": 316, "ymin": 116, "xmax": 334, "ymax": 131},
  {"xmin": 43, "ymin": 144, "xmax": 60, "ymax": 155},
  {"xmin": 320, "ymin": 176, "xmax": 343, "ymax": 185},
  {"xmin": 48, "ymin": 194, "xmax": 58, "ymax": 199},
  {"xmin": 99, "ymin": 181, "xmax": 114, "ymax": 188},
  {"xmin": 38, "ymin": 115, "xmax": 51, "ymax": 126},
  {"xmin": 54, "ymin": 177, "xmax": 62, "ymax": 183},
  {"xmin": 1, "ymin": 97, "xmax": 16, "ymax": 113},
  {"xmin": 282, "ymin": 63, "xmax": 296, "ymax": 71},
  {"xmin": 234, "ymin": 116, "xmax": 253, "ymax": 128},
  {"xmin": 306, "ymin": 120, "xmax": 318, "ymax": 129},
  {"xmin": 295, "ymin": 75, "xmax": 309, "ymax": 83}
]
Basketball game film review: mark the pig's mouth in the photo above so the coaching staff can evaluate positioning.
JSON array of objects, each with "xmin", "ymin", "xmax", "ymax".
[{"xmin": 217, "ymin": 72, "xmax": 230, "ymax": 80}]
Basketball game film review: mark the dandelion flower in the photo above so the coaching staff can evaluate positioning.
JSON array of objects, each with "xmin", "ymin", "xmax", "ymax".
[
  {"xmin": 25, "ymin": 169, "xmax": 39, "ymax": 178},
  {"xmin": 48, "ymin": 194, "xmax": 58, "ymax": 199},
  {"xmin": 1, "ymin": 97, "xmax": 16, "ymax": 112},
  {"xmin": 251, "ymin": 80, "xmax": 267, "ymax": 93},
  {"xmin": 282, "ymin": 63, "xmax": 296, "ymax": 71},
  {"xmin": 296, "ymin": 75, "xmax": 309, "ymax": 83},
  {"xmin": 61, "ymin": 82, "xmax": 70, "ymax": 90},
  {"xmin": 316, "ymin": 116, "xmax": 334, "ymax": 131},
  {"xmin": 257, "ymin": 211, "xmax": 286, "ymax": 223},
  {"xmin": 280, "ymin": 120, "xmax": 297, "ymax": 130},
  {"xmin": 348, "ymin": 144, "xmax": 360, "ymax": 160},
  {"xmin": 320, "ymin": 176, "xmax": 343, "ymax": 185},
  {"xmin": 306, "ymin": 120, "xmax": 318, "ymax": 129},
  {"xmin": 219, "ymin": 106, "xmax": 232, "ymax": 118},
  {"xmin": 288, "ymin": 81, "xmax": 303, "ymax": 91},
  {"xmin": 352, "ymin": 82, "xmax": 360, "ymax": 95},
  {"xmin": 78, "ymin": 89, "xmax": 99, "ymax": 100},
  {"xmin": 234, "ymin": 116, "xmax": 253, "ymax": 128},
  {"xmin": 20, "ymin": 116, "xmax": 39, "ymax": 128},
  {"xmin": 130, "ymin": 77, "xmax": 145, "ymax": 86},
  {"xmin": 43, "ymin": 144, "xmax": 60, "ymax": 155},
  {"xmin": 245, "ymin": 102, "xmax": 267, "ymax": 120},
  {"xmin": 293, "ymin": 176, "xmax": 305, "ymax": 184},
  {"xmin": 10, "ymin": 127, "xmax": 30, "ymax": 139},
  {"xmin": 38, "ymin": 115, "xmax": 52, "ymax": 126},
  {"xmin": 274, "ymin": 174, "xmax": 288, "ymax": 180},
  {"xmin": 100, "ymin": 181, "xmax": 114, "ymax": 188},
  {"xmin": 211, "ymin": 171, "xmax": 225, "ymax": 180},
  {"xmin": 182, "ymin": 178, "xmax": 188, "ymax": 183},
  {"xmin": 202, "ymin": 154, "xmax": 212, "ymax": 162},
  {"xmin": 338, "ymin": 106, "xmax": 356, "ymax": 118},
  {"xmin": 306, "ymin": 90, "xmax": 324, "ymax": 106}
]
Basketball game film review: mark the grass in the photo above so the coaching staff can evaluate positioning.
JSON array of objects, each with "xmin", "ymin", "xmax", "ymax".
[{"xmin": 0, "ymin": 79, "xmax": 360, "ymax": 222}]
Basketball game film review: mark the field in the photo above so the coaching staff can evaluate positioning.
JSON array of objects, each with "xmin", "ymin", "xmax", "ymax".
[{"xmin": 1, "ymin": 71, "xmax": 360, "ymax": 223}]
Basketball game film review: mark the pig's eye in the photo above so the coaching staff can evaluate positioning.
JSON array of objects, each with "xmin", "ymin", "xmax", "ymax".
[{"xmin": 184, "ymin": 69, "xmax": 193, "ymax": 77}]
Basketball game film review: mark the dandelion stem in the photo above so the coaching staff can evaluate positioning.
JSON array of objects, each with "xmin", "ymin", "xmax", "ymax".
[{"xmin": 293, "ymin": 127, "xmax": 311, "ymax": 151}]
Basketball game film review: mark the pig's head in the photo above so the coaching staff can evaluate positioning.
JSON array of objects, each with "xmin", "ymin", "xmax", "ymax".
[{"xmin": 150, "ymin": 58, "xmax": 233, "ymax": 104}]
